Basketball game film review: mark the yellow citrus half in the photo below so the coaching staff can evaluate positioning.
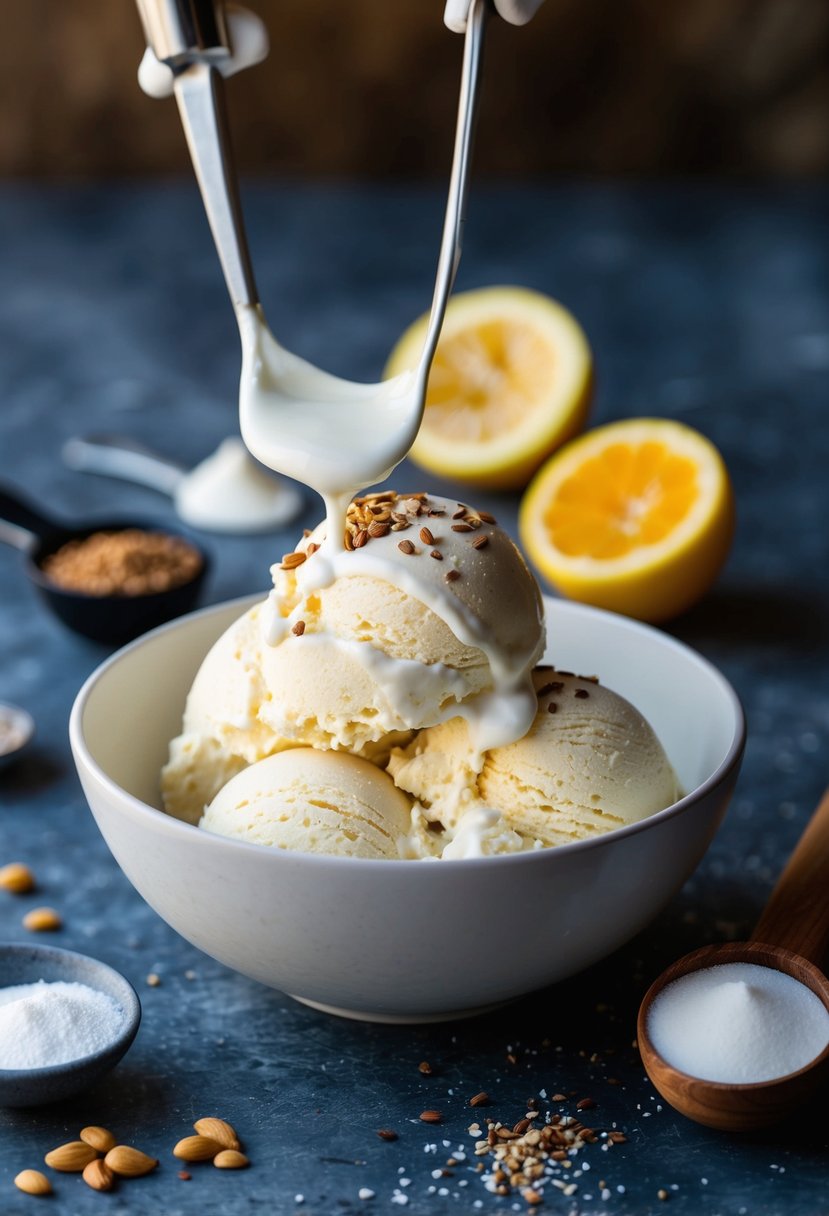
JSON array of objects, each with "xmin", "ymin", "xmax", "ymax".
[
  {"xmin": 385, "ymin": 286, "xmax": 592, "ymax": 490},
  {"xmin": 519, "ymin": 417, "xmax": 734, "ymax": 622}
]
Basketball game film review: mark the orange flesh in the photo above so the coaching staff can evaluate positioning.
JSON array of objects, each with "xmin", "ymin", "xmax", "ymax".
[
  {"xmin": 543, "ymin": 442, "xmax": 699, "ymax": 559},
  {"xmin": 424, "ymin": 320, "xmax": 558, "ymax": 442}
]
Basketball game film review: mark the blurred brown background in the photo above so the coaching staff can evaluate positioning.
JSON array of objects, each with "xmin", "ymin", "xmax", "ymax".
[{"xmin": 1, "ymin": 0, "xmax": 828, "ymax": 178}]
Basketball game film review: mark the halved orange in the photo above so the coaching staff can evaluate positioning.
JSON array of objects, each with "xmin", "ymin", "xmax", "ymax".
[
  {"xmin": 385, "ymin": 287, "xmax": 592, "ymax": 490},
  {"xmin": 519, "ymin": 418, "xmax": 734, "ymax": 621}
]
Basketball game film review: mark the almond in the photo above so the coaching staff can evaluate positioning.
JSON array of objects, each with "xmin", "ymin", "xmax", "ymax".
[
  {"xmin": 104, "ymin": 1145, "xmax": 158, "ymax": 1177},
  {"xmin": 23, "ymin": 906, "xmax": 62, "ymax": 932},
  {"xmin": 213, "ymin": 1150, "xmax": 249, "ymax": 1170},
  {"xmin": 193, "ymin": 1118, "xmax": 240, "ymax": 1150},
  {"xmin": 83, "ymin": 1159, "xmax": 115, "ymax": 1192},
  {"xmin": 44, "ymin": 1141, "xmax": 98, "ymax": 1172},
  {"xmin": 14, "ymin": 1169, "xmax": 52, "ymax": 1196},
  {"xmin": 173, "ymin": 1135, "xmax": 222, "ymax": 1162},
  {"xmin": 80, "ymin": 1125, "xmax": 117, "ymax": 1153},
  {"xmin": 0, "ymin": 862, "xmax": 35, "ymax": 893}
]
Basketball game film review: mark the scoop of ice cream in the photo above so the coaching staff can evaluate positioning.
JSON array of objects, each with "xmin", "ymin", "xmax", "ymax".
[
  {"xmin": 388, "ymin": 669, "xmax": 679, "ymax": 852},
  {"xmin": 200, "ymin": 748, "xmax": 413, "ymax": 859},
  {"xmin": 161, "ymin": 601, "xmax": 290, "ymax": 823},
  {"xmin": 256, "ymin": 491, "xmax": 544, "ymax": 752}
]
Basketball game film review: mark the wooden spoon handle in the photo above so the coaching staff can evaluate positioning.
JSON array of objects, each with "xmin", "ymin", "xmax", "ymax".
[{"xmin": 751, "ymin": 787, "xmax": 829, "ymax": 964}]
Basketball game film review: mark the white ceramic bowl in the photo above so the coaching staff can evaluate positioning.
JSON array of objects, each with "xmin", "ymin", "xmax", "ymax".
[{"xmin": 70, "ymin": 595, "xmax": 744, "ymax": 1023}]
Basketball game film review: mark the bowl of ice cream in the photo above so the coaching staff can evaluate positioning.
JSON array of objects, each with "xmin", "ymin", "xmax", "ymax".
[{"xmin": 70, "ymin": 493, "xmax": 744, "ymax": 1021}]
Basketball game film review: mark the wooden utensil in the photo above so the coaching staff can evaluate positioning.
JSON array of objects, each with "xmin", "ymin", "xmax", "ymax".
[{"xmin": 637, "ymin": 787, "xmax": 829, "ymax": 1130}]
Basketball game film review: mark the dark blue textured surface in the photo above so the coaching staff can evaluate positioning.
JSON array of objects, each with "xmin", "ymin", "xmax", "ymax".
[{"xmin": 1, "ymin": 182, "xmax": 828, "ymax": 1215}]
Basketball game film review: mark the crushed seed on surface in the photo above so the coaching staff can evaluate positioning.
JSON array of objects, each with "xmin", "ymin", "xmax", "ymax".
[
  {"xmin": 478, "ymin": 510, "xmax": 497, "ymax": 524},
  {"xmin": 537, "ymin": 681, "xmax": 564, "ymax": 696},
  {"xmin": 547, "ymin": 703, "xmax": 558, "ymax": 714}
]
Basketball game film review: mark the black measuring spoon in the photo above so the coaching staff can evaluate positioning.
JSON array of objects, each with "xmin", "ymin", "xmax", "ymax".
[{"xmin": 0, "ymin": 486, "xmax": 210, "ymax": 646}]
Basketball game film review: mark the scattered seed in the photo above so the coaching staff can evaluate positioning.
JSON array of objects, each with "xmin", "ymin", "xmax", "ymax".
[
  {"xmin": 398, "ymin": 539, "xmax": 416, "ymax": 555},
  {"xmin": 478, "ymin": 510, "xmax": 497, "ymax": 524},
  {"xmin": 658, "ymin": 1189, "xmax": 670, "ymax": 1201},
  {"xmin": 81, "ymin": 1126, "xmax": 117, "ymax": 1154},
  {"xmin": 306, "ymin": 542, "xmax": 320, "ymax": 555},
  {"xmin": 537, "ymin": 681, "xmax": 564, "ymax": 696},
  {"xmin": 23, "ymin": 907, "xmax": 61, "ymax": 932},
  {"xmin": 547, "ymin": 702, "xmax": 558, "ymax": 714},
  {"xmin": 552, "ymin": 1094, "xmax": 567, "ymax": 1102},
  {"xmin": 0, "ymin": 862, "xmax": 35, "ymax": 893},
  {"xmin": 419, "ymin": 527, "xmax": 435, "ymax": 546},
  {"xmin": 146, "ymin": 973, "xmax": 161, "ymax": 987},
  {"xmin": 419, "ymin": 1111, "xmax": 442, "ymax": 1124},
  {"xmin": 214, "ymin": 1150, "xmax": 249, "ymax": 1169},
  {"xmin": 445, "ymin": 569, "xmax": 461, "ymax": 583},
  {"xmin": 178, "ymin": 1171, "xmax": 192, "ymax": 1181},
  {"xmin": 469, "ymin": 1092, "xmax": 489, "ymax": 1108},
  {"xmin": 575, "ymin": 688, "xmax": 590, "ymax": 699},
  {"xmin": 471, "ymin": 535, "xmax": 489, "ymax": 550},
  {"xmin": 418, "ymin": 1061, "xmax": 433, "ymax": 1076},
  {"xmin": 377, "ymin": 1130, "xmax": 398, "ymax": 1142},
  {"xmin": 608, "ymin": 1130, "xmax": 627, "ymax": 1143},
  {"xmin": 292, "ymin": 620, "xmax": 306, "ymax": 637},
  {"xmin": 281, "ymin": 551, "xmax": 307, "ymax": 570},
  {"xmin": 576, "ymin": 1098, "xmax": 596, "ymax": 1110},
  {"xmin": 14, "ymin": 1170, "xmax": 52, "ymax": 1196},
  {"xmin": 430, "ymin": 549, "xmax": 443, "ymax": 561},
  {"xmin": 83, "ymin": 1159, "xmax": 115, "ymax": 1192},
  {"xmin": 451, "ymin": 523, "xmax": 473, "ymax": 533}
]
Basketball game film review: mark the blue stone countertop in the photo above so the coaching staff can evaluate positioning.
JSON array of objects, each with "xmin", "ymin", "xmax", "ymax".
[{"xmin": 1, "ymin": 182, "xmax": 828, "ymax": 1215}]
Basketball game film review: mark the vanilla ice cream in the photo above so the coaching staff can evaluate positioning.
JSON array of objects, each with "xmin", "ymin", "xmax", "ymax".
[
  {"xmin": 162, "ymin": 492, "xmax": 544, "ymax": 822},
  {"xmin": 200, "ymin": 748, "xmax": 413, "ymax": 859},
  {"xmin": 388, "ymin": 669, "xmax": 679, "ymax": 854}
]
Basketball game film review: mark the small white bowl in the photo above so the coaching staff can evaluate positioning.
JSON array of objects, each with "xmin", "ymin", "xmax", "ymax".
[{"xmin": 70, "ymin": 595, "xmax": 744, "ymax": 1023}]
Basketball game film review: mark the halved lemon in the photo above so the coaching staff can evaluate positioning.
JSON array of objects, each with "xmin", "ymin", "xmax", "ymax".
[
  {"xmin": 385, "ymin": 286, "xmax": 592, "ymax": 490},
  {"xmin": 519, "ymin": 418, "xmax": 734, "ymax": 622}
]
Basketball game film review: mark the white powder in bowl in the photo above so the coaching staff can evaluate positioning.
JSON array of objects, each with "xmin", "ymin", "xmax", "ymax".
[
  {"xmin": 0, "ymin": 980, "xmax": 125, "ymax": 1070},
  {"xmin": 647, "ymin": 961, "xmax": 829, "ymax": 1084}
]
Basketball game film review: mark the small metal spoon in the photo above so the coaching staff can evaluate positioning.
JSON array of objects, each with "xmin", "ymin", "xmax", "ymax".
[
  {"xmin": 637, "ymin": 788, "xmax": 829, "ymax": 1130},
  {"xmin": 0, "ymin": 486, "xmax": 209, "ymax": 646},
  {"xmin": 63, "ymin": 434, "xmax": 303, "ymax": 534}
]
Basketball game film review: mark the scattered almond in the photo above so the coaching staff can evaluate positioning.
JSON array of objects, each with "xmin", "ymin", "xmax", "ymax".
[
  {"xmin": 14, "ymin": 1169, "xmax": 52, "ymax": 1196},
  {"xmin": 469, "ymin": 1092, "xmax": 490, "ymax": 1107},
  {"xmin": 44, "ymin": 1141, "xmax": 98, "ymax": 1172},
  {"xmin": 193, "ymin": 1118, "xmax": 240, "ymax": 1151},
  {"xmin": 173, "ymin": 1135, "xmax": 222, "ymax": 1162},
  {"xmin": 0, "ymin": 861, "xmax": 35, "ymax": 893},
  {"xmin": 83, "ymin": 1159, "xmax": 115, "ymax": 1192},
  {"xmin": 80, "ymin": 1126, "xmax": 117, "ymax": 1153},
  {"xmin": 104, "ymin": 1145, "xmax": 158, "ymax": 1178},
  {"xmin": 23, "ymin": 906, "xmax": 62, "ymax": 932},
  {"xmin": 213, "ymin": 1150, "xmax": 249, "ymax": 1170},
  {"xmin": 419, "ymin": 1110, "xmax": 442, "ymax": 1124}
]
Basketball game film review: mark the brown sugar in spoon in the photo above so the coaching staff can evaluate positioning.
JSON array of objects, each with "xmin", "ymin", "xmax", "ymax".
[{"xmin": 637, "ymin": 787, "xmax": 829, "ymax": 1131}]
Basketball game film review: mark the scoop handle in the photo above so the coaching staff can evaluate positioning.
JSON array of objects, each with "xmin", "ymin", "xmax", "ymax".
[
  {"xmin": 0, "ymin": 486, "xmax": 57, "ymax": 550},
  {"xmin": 751, "ymin": 786, "xmax": 829, "ymax": 965}
]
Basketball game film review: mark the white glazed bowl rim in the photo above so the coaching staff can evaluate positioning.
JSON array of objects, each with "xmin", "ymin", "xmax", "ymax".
[{"xmin": 70, "ymin": 593, "xmax": 746, "ymax": 871}]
